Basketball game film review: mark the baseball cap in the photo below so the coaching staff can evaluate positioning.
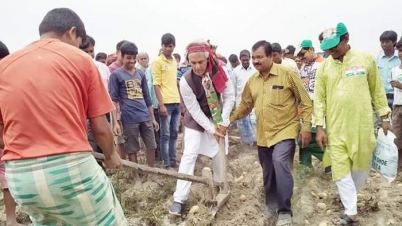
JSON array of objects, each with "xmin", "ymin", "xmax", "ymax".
[
  {"xmin": 296, "ymin": 40, "xmax": 313, "ymax": 56},
  {"xmin": 320, "ymin": 22, "xmax": 348, "ymax": 51},
  {"xmin": 300, "ymin": 40, "xmax": 313, "ymax": 48}
]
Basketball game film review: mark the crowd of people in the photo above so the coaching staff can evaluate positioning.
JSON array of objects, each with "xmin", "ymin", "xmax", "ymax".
[{"xmin": 0, "ymin": 7, "xmax": 401, "ymax": 226}]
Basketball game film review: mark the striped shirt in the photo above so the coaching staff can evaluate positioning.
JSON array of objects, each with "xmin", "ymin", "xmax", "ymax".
[{"xmin": 230, "ymin": 63, "xmax": 313, "ymax": 148}]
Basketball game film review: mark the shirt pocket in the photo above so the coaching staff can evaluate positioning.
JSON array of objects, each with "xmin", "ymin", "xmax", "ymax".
[{"xmin": 269, "ymin": 85, "xmax": 285, "ymax": 106}]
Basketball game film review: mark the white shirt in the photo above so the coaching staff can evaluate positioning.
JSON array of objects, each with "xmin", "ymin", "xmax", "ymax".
[
  {"xmin": 179, "ymin": 67, "xmax": 235, "ymax": 135},
  {"xmin": 391, "ymin": 66, "xmax": 402, "ymax": 105},
  {"xmin": 93, "ymin": 60, "xmax": 111, "ymax": 89},
  {"xmin": 232, "ymin": 65, "xmax": 256, "ymax": 106},
  {"xmin": 137, "ymin": 65, "xmax": 147, "ymax": 74},
  {"xmin": 281, "ymin": 58, "xmax": 300, "ymax": 75},
  {"xmin": 299, "ymin": 56, "xmax": 325, "ymax": 100}
]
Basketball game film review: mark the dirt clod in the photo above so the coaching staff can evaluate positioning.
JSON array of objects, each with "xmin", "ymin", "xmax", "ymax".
[
  {"xmin": 189, "ymin": 205, "xmax": 199, "ymax": 214},
  {"xmin": 316, "ymin": 202, "xmax": 327, "ymax": 210}
]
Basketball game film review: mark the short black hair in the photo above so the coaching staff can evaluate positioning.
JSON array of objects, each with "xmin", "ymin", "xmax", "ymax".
[
  {"xmin": 340, "ymin": 33, "xmax": 349, "ymax": 43},
  {"xmin": 173, "ymin": 53, "xmax": 181, "ymax": 62},
  {"xmin": 120, "ymin": 42, "xmax": 138, "ymax": 57},
  {"xmin": 271, "ymin": 43, "xmax": 282, "ymax": 53},
  {"xmin": 239, "ymin": 50, "xmax": 250, "ymax": 58},
  {"xmin": 319, "ymin": 32, "xmax": 324, "ymax": 42},
  {"xmin": 252, "ymin": 41, "xmax": 273, "ymax": 56},
  {"xmin": 79, "ymin": 35, "xmax": 95, "ymax": 50},
  {"xmin": 116, "ymin": 40, "xmax": 129, "ymax": 51},
  {"xmin": 286, "ymin": 45, "xmax": 296, "ymax": 54},
  {"xmin": 38, "ymin": 8, "xmax": 86, "ymax": 41},
  {"xmin": 219, "ymin": 56, "xmax": 228, "ymax": 64},
  {"xmin": 161, "ymin": 33, "xmax": 176, "ymax": 46},
  {"xmin": 396, "ymin": 38, "xmax": 402, "ymax": 49},
  {"xmin": 228, "ymin": 54, "xmax": 238, "ymax": 63},
  {"xmin": 380, "ymin": 30, "xmax": 398, "ymax": 43},
  {"xmin": 95, "ymin": 52, "xmax": 107, "ymax": 61},
  {"xmin": 0, "ymin": 41, "xmax": 10, "ymax": 59}
]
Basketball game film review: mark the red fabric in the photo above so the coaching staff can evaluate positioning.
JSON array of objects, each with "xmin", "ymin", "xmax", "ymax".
[
  {"xmin": 218, "ymin": 59, "xmax": 226, "ymax": 66},
  {"xmin": 187, "ymin": 44, "xmax": 228, "ymax": 93}
]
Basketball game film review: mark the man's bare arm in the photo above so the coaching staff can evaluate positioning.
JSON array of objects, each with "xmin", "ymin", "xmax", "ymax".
[
  {"xmin": 89, "ymin": 115, "xmax": 115, "ymax": 159},
  {"xmin": 154, "ymin": 85, "xmax": 164, "ymax": 106},
  {"xmin": 111, "ymin": 102, "xmax": 119, "ymax": 124}
]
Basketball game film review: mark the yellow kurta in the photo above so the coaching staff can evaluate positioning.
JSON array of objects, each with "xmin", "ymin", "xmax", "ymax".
[{"xmin": 314, "ymin": 49, "xmax": 391, "ymax": 181}]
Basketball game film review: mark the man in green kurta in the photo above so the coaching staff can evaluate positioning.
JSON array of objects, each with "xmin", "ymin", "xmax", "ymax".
[{"xmin": 314, "ymin": 23, "xmax": 391, "ymax": 225}]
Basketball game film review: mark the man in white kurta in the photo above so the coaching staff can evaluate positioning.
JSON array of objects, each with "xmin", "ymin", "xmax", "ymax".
[{"xmin": 169, "ymin": 40, "xmax": 235, "ymax": 215}]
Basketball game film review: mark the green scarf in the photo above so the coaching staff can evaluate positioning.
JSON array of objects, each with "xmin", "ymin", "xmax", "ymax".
[{"xmin": 202, "ymin": 74, "xmax": 223, "ymax": 126}]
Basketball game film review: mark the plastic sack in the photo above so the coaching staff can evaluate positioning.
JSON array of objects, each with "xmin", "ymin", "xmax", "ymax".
[{"xmin": 371, "ymin": 128, "xmax": 398, "ymax": 183}]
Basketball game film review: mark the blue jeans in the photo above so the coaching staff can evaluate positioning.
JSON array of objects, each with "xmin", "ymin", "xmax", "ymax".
[
  {"xmin": 238, "ymin": 114, "xmax": 256, "ymax": 145},
  {"xmin": 160, "ymin": 103, "xmax": 181, "ymax": 168}
]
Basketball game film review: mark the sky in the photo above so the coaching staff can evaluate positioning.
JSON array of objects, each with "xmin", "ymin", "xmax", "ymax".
[{"xmin": 1, "ymin": 0, "xmax": 401, "ymax": 62}]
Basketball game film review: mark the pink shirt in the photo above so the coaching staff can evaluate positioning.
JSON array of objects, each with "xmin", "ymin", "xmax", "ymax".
[{"xmin": 108, "ymin": 62, "xmax": 121, "ymax": 73}]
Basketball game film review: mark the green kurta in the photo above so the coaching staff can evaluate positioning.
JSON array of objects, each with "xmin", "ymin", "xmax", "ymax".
[{"xmin": 314, "ymin": 49, "xmax": 391, "ymax": 181}]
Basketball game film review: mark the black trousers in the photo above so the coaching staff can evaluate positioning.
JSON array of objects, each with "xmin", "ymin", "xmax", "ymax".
[
  {"xmin": 153, "ymin": 108, "xmax": 162, "ymax": 161},
  {"xmin": 258, "ymin": 139, "xmax": 295, "ymax": 215},
  {"xmin": 87, "ymin": 114, "xmax": 111, "ymax": 170}
]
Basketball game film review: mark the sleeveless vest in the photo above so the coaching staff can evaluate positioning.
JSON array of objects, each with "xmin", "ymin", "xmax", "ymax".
[{"xmin": 183, "ymin": 70, "xmax": 221, "ymax": 132}]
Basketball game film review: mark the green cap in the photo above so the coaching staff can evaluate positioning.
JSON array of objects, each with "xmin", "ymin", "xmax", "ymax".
[
  {"xmin": 300, "ymin": 40, "xmax": 313, "ymax": 48},
  {"xmin": 320, "ymin": 22, "xmax": 348, "ymax": 51}
]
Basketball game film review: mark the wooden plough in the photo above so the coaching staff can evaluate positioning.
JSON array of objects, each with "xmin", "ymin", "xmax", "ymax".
[{"xmin": 92, "ymin": 137, "xmax": 230, "ymax": 216}]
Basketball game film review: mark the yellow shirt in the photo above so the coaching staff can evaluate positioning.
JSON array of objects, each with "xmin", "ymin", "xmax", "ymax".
[
  {"xmin": 151, "ymin": 54, "xmax": 180, "ymax": 104},
  {"xmin": 230, "ymin": 63, "xmax": 313, "ymax": 147}
]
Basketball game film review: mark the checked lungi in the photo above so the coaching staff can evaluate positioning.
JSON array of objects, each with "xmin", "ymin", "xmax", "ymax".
[{"xmin": 5, "ymin": 152, "xmax": 127, "ymax": 226}]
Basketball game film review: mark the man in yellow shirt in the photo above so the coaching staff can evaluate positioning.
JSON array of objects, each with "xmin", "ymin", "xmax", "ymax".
[
  {"xmin": 152, "ymin": 33, "xmax": 181, "ymax": 169},
  {"xmin": 315, "ymin": 22, "xmax": 391, "ymax": 225},
  {"xmin": 230, "ymin": 40, "xmax": 313, "ymax": 226}
]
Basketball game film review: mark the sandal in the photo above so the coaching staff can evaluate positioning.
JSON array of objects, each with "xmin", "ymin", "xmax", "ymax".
[{"xmin": 340, "ymin": 214, "xmax": 360, "ymax": 226}]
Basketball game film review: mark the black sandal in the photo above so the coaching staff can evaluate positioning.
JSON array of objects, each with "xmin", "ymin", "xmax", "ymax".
[{"xmin": 340, "ymin": 214, "xmax": 360, "ymax": 226}]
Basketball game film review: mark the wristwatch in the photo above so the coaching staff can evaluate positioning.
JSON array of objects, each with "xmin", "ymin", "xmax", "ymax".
[{"xmin": 381, "ymin": 112, "xmax": 391, "ymax": 122}]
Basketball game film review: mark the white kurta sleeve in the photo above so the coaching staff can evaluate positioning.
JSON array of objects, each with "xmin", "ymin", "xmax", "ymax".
[
  {"xmin": 219, "ymin": 68, "xmax": 235, "ymax": 127},
  {"xmin": 180, "ymin": 78, "xmax": 216, "ymax": 134}
]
